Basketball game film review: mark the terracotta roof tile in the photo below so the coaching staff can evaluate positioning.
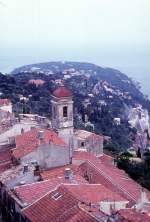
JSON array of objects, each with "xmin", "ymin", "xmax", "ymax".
[
  {"xmin": 0, "ymin": 99, "xmax": 11, "ymax": 106},
  {"xmin": 0, "ymin": 162, "xmax": 11, "ymax": 173},
  {"xmin": 73, "ymin": 151, "xmax": 150, "ymax": 205},
  {"xmin": 22, "ymin": 185, "xmax": 98, "ymax": 222},
  {"xmin": 28, "ymin": 79, "xmax": 45, "ymax": 87},
  {"xmin": 118, "ymin": 209, "xmax": 150, "ymax": 222},
  {"xmin": 13, "ymin": 178, "xmax": 65, "ymax": 205},
  {"xmin": 0, "ymin": 149, "xmax": 11, "ymax": 163},
  {"xmin": 73, "ymin": 151, "xmax": 97, "ymax": 162},
  {"xmin": 12, "ymin": 128, "xmax": 66, "ymax": 159},
  {"xmin": 74, "ymin": 130, "xmax": 103, "ymax": 141},
  {"xmin": 40, "ymin": 164, "xmax": 79, "ymax": 180},
  {"xmin": 63, "ymin": 184, "xmax": 127, "ymax": 203},
  {"xmin": 52, "ymin": 86, "xmax": 72, "ymax": 98},
  {"xmin": 0, "ymin": 149, "xmax": 12, "ymax": 173},
  {"xmin": 78, "ymin": 159, "xmax": 150, "ymax": 205},
  {"xmin": 13, "ymin": 165, "xmax": 88, "ymax": 206},
  {"xmin": 57, "ymin": 205, "xmax": 98, "ymax": 222},
  {"xmin": 99, "ymin": 154, "xmax": 114, "ymax": 163}
]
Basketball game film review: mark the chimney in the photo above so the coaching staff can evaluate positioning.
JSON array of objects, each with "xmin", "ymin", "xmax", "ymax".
[
  {"xmin": 34, "ymin": 164, "xmax": 40, "ymax": 176},
  {"xmin": 136, "ymin": 188, "xmax": 149, "ymax": 212},
  {"xmin": 37, "ymin": 130, "xmax": 44, "ymax": 144},
  {"xmin": 23, "ymin": 164, "xmax": 28, "ymax": 173},
  {"xmin": 49, "ymin": 134, "xmax": 53, "ymax": 145},
  {"xmin": 20, "ymin": 181, "xmax": 26, "ymax": 186},
  {"xmin": 64, "ymin": 168, "xmax": 72, "ymax": 179},
  {"xmin": 21, "ymin": 128, "xmax": 24, "ymax": 134}
]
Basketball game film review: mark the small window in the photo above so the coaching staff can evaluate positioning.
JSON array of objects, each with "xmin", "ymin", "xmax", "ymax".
[
  {"xmin": 52, "ymin": 192, "xmax": 62, "ymax": 200},
  {"xmin": 63, "ymin": 106, "xmax": 68, "ymax": 117},
  {"xmin": 81, "ymin": 142, "xmax": 85, "ymax": 147},
  {"xmin": 53, "ymin": 106, "xmax": 56, "ymax": 119}
]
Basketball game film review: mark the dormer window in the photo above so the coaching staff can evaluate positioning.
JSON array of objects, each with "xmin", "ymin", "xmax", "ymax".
[
  {"xmin": 52, "ymin": 192, "xmax": 62, "ymax": 200},
  {"xmin": 63, "ymin": 106, "xmax": 68, "ymax": 117}
]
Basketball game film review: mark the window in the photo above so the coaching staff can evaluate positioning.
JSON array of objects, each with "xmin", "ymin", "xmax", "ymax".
[
  {"xmin": 81, "ymin": 142, "xmax": 85, "ymax": 147},
  {"xmin": 53, "ymin": 106, "xmax": 56, "ymax": 119},
  {"xmin": 63, "ymin": 106, "xmax": 68, "ymax": 117},
  {"xmin": 52, "ymin": 192, "xmax": 62, "ymax": 200}
]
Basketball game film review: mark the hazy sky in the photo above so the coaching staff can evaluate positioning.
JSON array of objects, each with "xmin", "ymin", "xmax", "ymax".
[
  {"xmin": 0, "ymin": 0, "xmax": 150, "ymax": 93},
  {"xmin": 1, "ymin": 0, "xmax": 150, "ymax": 48}
]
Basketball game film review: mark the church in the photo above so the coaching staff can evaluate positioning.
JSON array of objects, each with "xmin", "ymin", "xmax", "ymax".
[
  {"xmin": 1, "ymin": 88, "xmax": 150, "ymax": 222},
  {"xmin": 8, "ymin": 86, "xmax": 104, "ymax": 173},
  {"xmin": 51, "ymin": 86, "xmax": 104, "ymax": 159}
]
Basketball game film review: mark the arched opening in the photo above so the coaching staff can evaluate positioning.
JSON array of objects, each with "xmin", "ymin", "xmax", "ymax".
[{"xmin": 63, "ymin": 106, "xmax": 68, "ymax": 117}]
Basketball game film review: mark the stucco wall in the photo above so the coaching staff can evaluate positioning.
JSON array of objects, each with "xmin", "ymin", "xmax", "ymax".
[
  {"xmin": 0, "ymin": 104, "xmax": 12, "ymax": 113},
  {"xmin": 75, "ymin": 136, "xmax": 103, "ymax": 156},
  {"xmin": 0, "ymin": 123, "xmax": 39, "ymax": 145},
  {"xmin": 99, "ymin": 201, "xmax": 129, "ymax": 215},
  {"xmin": 21, "ymin": 143, "xmax": 70, "ymax": 169}
]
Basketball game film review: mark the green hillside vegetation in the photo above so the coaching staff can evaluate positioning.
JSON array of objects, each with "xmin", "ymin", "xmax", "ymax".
[{"xmin": 1, "ymin": 61, "xmax": 150, "ymax": 154}]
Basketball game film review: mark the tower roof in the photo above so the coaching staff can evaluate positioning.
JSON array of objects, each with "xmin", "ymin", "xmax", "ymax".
[{"xmin": 52, "ymin": 86, "xmax": 72, "ymax": 98}]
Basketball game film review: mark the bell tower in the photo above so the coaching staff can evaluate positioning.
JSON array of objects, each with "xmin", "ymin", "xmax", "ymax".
[{"xmin": 51, "ymin": 87, "xmax": 74, "ymax": 157}]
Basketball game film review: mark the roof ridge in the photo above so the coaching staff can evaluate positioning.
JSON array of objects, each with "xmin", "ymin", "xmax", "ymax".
[
  {"xmin": 87, "ymin": 160, "xmax": 137, "ymax": 202},
  {"xmin": 78, "ymin": 202, "xmax": 100, "ymax": 222},
  {"xmin": 14, "ymin": 179, "xmax": 53, "ymax": 189},
  {"xmin": 22, "ymin": 183, "xmax": 62, "ymax": 211}
]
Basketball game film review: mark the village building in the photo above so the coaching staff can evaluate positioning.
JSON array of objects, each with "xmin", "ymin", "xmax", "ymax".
[
  {"xmin": 28, "ymin": 79, "xmax": 45, "ymax": 87},
  {"xmin": 74, "ymin": 130, "xmax": 103, "ymax": 156},
  {"xmin": 0, "ymin": 99, "xmax": 12, "ymax": 113},
  {"xmin": 51, "ymin": 86, "xmax": 104, "ymax": 157},
  {"xmin": 51, "ymin": 87, "xmax": 74, "ymax": 158},
  {"xmin": 0, "ymin": 87, "xmax": 150, "ymax": 221},
  {"xmin": 11, "ymin": 128, "xmax": 70, "ymax": 169}
]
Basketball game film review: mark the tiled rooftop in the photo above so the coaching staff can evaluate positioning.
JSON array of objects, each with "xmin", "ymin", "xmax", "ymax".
[
  {"xmin": 12, "ymin": 128, "xmax": 66, "ymax": 159},
  {"xmin": 73, "ymin": 151, "xmax": 113, "ymax": 164},
  {"xmin": 99, "ymin": 153, "xmax": 114, "ymax": 163},
  {"xmin": 78, "ymin": 159, "xmax": 150, "ymax": 205},
  {"xmin": 0, "ymin": 162, "xmax": 11, "ymax": 174},
  {"xmin": 0, "ymin": 148, "xmax": 12, "ymax": 173},
  {"xmin": 22, "ymin": 185, "xmax": 99, "ymax": 222},
  {"xmin": 73, "ymin": 151, "xmax": 98, "ymax": 162},
  {"xmin": 63, "ymin": 184, "xmax": 127, "ymax": 203},
  {"xmin": 40, "ymin": 164, "xmax": 79, "ymax": 180},
  {"xmin": 118, "ymin": 209, "xmax": 150, "ymax": 222},
  {"xmin": 0, "ymin": 149, "xmax": 11, "ymax": 163},
  {"xmin": 13, "ymin": 178, "xmax": 65, "ymax": 206},
  {"xmin": 28, "ymin": 79, "xmax": 45, "ymax": 86},
  {"xmin": 13, "ymin": 170, "xmax": 87, "ymax": 207},
  {"xmin": 0, "ymin": 99, "xmax": 11, "ymax": 106},
  {"xmin": 74, "ymin": 129, "xmax": 103, "ymax": 141},
  {"xmin": 72, "ymin": 150, "xmax": 150, "ymax": 205},
  {"xmin": 52, "ymin": 86, "xmax": 72, "ymax": 98}
]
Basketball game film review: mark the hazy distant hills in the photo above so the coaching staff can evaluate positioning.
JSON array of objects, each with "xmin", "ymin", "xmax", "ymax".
[
  {"xmin": 11, "ymin": 61, "xmax": 143, "ymax": 100},
  {"xmin": 11, "ymin": 61, "xmax": 98, "ymax": 74}
]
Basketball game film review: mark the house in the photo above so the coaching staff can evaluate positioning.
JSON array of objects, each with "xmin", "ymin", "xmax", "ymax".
[
  {"xmin": 74, "ymin": 130, "xmax": 103, "ymax": 156},
  {"xmin": 22, "ymin": 185, "xmax": 100, "ymax": 222},
  {"xmin": 11, "ymin": 128, "xmax": 70, "ymax": 169},
  {"xmin": 74, "ymin": 151, "xmax": 150, "ymax": 206},
  {"xmin": 1, "ymin": 87, "xmax": 150, "ymax": 221},
  {"xmin": 0, "ymin": 99, "xmax": 12, "ymax": 113},
  {"xmin": 28, "ymin": 79, "xmax": 45, "ymax": 87}
]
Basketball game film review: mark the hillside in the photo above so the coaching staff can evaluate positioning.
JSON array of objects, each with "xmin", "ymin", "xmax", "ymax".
[{"xmin": 1, "ymin": 61, "xmax": 150, "ymax": 153}]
